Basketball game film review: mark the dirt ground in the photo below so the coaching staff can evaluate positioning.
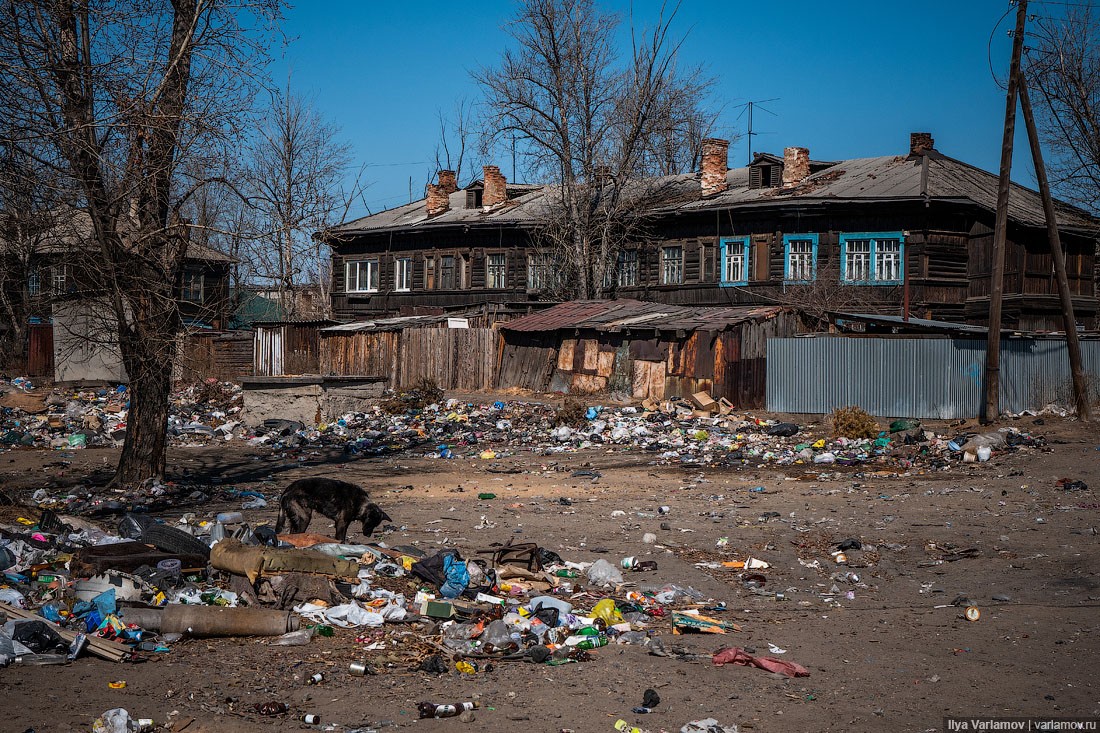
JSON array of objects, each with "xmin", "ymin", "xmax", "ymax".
[{"xmin": 1, "ymin": 414, "xmax": 1099, "ymax": 733}]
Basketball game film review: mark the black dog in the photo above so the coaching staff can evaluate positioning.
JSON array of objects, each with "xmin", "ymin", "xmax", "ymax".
[{"xmin": 275, "ymin": 477, "xmax": 391, "ymax": 542}]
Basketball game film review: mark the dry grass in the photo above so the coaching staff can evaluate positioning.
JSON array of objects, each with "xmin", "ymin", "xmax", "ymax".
[
  {"xmin": 830, "ymin": 405, "xmax": 880, "ymax": 439},
  {"xmin": 380, "ymin": 377, "xmax": 444, "ymax": 414},
  {"xmin": 555, "ymin": 397, "xmax": 588, "ymax": 427}
]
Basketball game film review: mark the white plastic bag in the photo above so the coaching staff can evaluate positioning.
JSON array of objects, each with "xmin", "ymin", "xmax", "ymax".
[{"xmin": 586, "ymin": 558, "xmax": 623, "ymax": 586}]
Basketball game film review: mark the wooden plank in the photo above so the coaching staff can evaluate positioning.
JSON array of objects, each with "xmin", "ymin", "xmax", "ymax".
[
  {"xmin": 558, "ymin": 339, "xmax": 575, "ymax": 371},
  {"xmin": 596, "ymin": 350, "xmax": 615, "ymax": 377}
]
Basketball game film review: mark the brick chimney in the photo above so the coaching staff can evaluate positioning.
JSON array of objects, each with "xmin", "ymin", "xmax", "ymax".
[
  {"xmin": 782, "ymin": 146, "xmax": 810, "ymax": 187},
  {"xmin": 425, "ymin": 183, "xmax": 449, "ymax": 217},
  {"xmin": 700, "ymin": 138, "xmax": 729, "ymax": 196},
  {"xmin": 438, "ymin": 169, "xmax": 458, "ymax": 194},
  {"xmin": 482, "ymin": 165, "xmax": 507, "ymax": 207},
  {"xmin": 909, "ymin": 132, "xmax": 935, "ymax": 156}
]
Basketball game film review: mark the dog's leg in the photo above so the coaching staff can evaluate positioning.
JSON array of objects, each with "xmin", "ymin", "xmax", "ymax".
[
  {"xmin": 286, "ymin": 501, "xmax": 313, "ymax": 534},
  {"xmin": 333, "ymin": 515, "xmax": 350, "ymax": 543}
]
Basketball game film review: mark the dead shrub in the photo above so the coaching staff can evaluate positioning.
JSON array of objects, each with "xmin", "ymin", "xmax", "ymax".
[
  {"xmin": 555, "ymin": 397, "xmax": 587, "ymax": 427},
  {"xmin": 830, "ymin": 405, "xmax": 879, "ymax": 439},
  {"xmin": 380, "ymin": 376, "xmax": 444, "ymax": 414}
]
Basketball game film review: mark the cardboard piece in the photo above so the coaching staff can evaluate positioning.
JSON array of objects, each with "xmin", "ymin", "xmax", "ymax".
[{"xmin": 690, "ymin": 391, "xmax": 716, "ymax": 412}]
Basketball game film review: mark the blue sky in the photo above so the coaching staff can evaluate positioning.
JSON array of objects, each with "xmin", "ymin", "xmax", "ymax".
[{"xmin": 275, "ymin": 0, "xmax": 1055, "ymax": 220}]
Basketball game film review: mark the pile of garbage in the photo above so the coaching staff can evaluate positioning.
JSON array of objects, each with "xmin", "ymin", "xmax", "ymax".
[
  {"xmin": 0, "ymin": 377, "xmax": 1046, "ymax": 471},
  {"xmin": 0, "ymin": 504, "xmax": 805, "ymax": 728}
]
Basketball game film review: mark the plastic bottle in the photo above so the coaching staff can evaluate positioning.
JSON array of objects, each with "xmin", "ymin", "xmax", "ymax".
[
  {"xmin": 15, "ymin": 653, "xmax": 69, "ymax": 665},
  {"xmin": 553, "ymin": 569, "xmax": 578, "ymax": 578},
  {"xmin": 417, "ymin": 701, "xmax": 479, "ymax": 719},
  {"xmin": 568, "ymin": 634, "xmax": 609, "ymax": 650},
  {"xmin": 216, "ymin": 512, "xmax": 243, "ymax": 524}
]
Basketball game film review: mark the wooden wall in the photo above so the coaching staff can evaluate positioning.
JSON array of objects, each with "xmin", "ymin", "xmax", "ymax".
[
  {"xmin": 320, "ymin": 327, "xmax": 500, "ymax": 392},
  {"xmin": 495, "ymin": 311, "xmax": 805, "ymax": 407},
  {"xmin": 178, "ymin": 331, "xmax": 253, "ymax": 382}
]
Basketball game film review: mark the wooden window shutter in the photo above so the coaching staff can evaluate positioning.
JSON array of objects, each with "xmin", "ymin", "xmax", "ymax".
[{"xmin": 752, "ymin": 238, "xmax": 770, "ymax": 282}]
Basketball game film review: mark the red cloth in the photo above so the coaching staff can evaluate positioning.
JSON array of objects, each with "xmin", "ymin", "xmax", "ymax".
[{"xmin": 712, "ymin": 647, "xmax": 810, "ymax": 677}]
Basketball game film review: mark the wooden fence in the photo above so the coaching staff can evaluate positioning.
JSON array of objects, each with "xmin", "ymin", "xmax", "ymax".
[{"xmin": 320, "ymin": 327, "xmax": 500, "ymax": 392}]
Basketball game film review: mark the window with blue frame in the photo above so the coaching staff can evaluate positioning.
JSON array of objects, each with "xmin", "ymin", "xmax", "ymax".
[
  {"xmin": 783, "ymin": 234, "xmax": 818, "ymax": 282},
  {"xmin": 719, "ymin": 236, "xmax": 750, "ymax": 286},
  {"xmin": 839, "ymin": 232, "xmax": 904, "ymax": 284}
]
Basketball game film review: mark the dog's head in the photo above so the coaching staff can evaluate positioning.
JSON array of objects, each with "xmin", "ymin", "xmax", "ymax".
[{"xmin": 360, "ymin": 503, "xmax": 391, "ymax": 537}]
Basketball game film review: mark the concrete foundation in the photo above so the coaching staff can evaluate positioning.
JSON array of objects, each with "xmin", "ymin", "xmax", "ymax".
[{"xmin": 241, "ymin": 376, "xmax": 388, "ymax": 426}]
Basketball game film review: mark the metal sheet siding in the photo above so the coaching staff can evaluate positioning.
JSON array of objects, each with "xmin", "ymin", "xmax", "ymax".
[{"xmin": 767, "ymin": 338, "xmax": 1100, "ymax": 418}]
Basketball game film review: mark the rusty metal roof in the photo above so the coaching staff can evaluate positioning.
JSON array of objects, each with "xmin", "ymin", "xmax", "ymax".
[
  {"xmin": 325, "ymin": 147, "xmax": 1099, "ymax": 239},
  {"xmin": 500, "ymin": 299, "xmax": 787, "ymax": 333}
]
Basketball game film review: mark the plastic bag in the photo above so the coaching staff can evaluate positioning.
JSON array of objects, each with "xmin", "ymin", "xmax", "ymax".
[
  {"xmin": 0, "ymin": 588, "xmax": 26, "ymax": 608},
  {"xmin": 480, "ymin": 619, "xmax": 517, "ymax": 652},
  {"xmin": 92, "ymin": 708, "xmax": 138, "ymax": 733},
  {"xmin": 592, "ymin": 598, "xmax": 624, "ymax": 626},
  {"xmin": 586, "ymin": 559, "xmax": 623, "ymax": 587},
  {"xmin": 439, "ymin": 554, "xmax": 469, "ymax": 599}
]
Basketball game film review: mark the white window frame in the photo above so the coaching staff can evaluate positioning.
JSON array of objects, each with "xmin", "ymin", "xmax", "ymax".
[
  {"xmin": 840, "ymin": 232, "xmax": 904, "ymax": 285},
  {"xmin": 719, "ymin": 237, "xmax": 749, "ymax": 286},
  {"xmin": 616, "ymin": 249, "xmax": 639, "ymax": 288},
  {"xmin": 394, "ymin": 258, "xmax": 412, "ymax": 292},
  {"xmin": 783, "ymin": 234, "xmax": 818, "ymax": 283},
  {"xmin": 51, "ymin": 264, "xmax": 68, "ymax": 295},
  {"xmin": 486, "ymin": 253, "xmax": 507, "ymax": 289},
  {"xmin": 345, "ymin": 259, "xmax": 379, "ymax": 293},
  {"xmin": 527, "ymin": 252, "xmax": 554, "ymax": 290},
  {"xmin": 28, "ymin": 269, "xmax": 41, "ymax": 296},
  {"xmin": 661, "ymin": 246, "xmax": 683, "ymax": 285}
]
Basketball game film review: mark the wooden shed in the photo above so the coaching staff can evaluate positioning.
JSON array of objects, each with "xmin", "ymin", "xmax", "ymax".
[
  {"xmin": 253, "ymin": 320, "xmax": 335, "ymax": 377},
  {"xmin": 497, "ymin": 299, "xmax": 806, "ymax": 407}
]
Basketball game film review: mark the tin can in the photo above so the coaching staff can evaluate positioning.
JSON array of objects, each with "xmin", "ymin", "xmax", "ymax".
[
  {"xmin": 302, "ymin": 714, "xmax": 321, "ymax": 724},
  {"xmin": 349, "ymin": 661, "xmax": 369, "ymax": 676},
  {"xmin": 964, "ymin": 606, "xmax": 981, "ymax": 622},
  {"xmin": 658, "ymin": 505, "xmax": 671, "ymax": 515},
  {"xmin": 621, "ymin": 556, "xmax": 636, "ymax": 570}
]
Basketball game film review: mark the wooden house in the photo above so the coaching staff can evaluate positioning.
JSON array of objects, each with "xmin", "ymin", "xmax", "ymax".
[{"xmin": 323, "ymin": 132, "xmax": 1099, "ymax": 332}]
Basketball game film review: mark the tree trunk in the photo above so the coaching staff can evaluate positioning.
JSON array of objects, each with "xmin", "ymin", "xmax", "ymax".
[
  {"xmin": 113, "ymin": 295, "xmax": 176, "ymax": 485},
  {"xmin": 114, "ymin": 353, "xmax": 170, "ymax": 484}
]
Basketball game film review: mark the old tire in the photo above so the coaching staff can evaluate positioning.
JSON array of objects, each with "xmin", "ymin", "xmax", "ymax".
[{"xmin": 141, "ymin": 523, "xmax": 211, "ymax": 559}]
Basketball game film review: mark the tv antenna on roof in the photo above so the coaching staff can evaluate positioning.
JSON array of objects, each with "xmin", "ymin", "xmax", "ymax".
[{"xmin": 734, "ymin": 98, "xmax": 779, "ymax": 164}]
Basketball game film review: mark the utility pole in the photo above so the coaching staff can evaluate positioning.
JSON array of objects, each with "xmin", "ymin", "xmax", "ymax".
[
  {"xmin": 983, "ymin": 0, "xmax": 1029, "ymax": 423},
  {"xmin": 1019, "ymin": 74, "xmax": 1092, "ymax": 421}
]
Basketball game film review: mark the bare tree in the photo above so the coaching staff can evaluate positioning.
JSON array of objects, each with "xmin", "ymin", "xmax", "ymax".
[
  {"xmin": 433, "ymin": 98, "xmax": 480, "ymax": 186},
  {"xmin": 0, "ymin": 0, "xmax": 283, "ymax": 484},
  {"xmin": 0, "ymin": 136, "xmax": 66, "ymax": 371},
  {"xmin": 247, "ymin": 85, "xmax": 352, "ymax": 319},
  {"xmin": 1025, "ymin": 9, "xmax": 1100, "ymax": 215},
  {"xmin": 474, "ymin": 0, "xmax": 715, "ymax": 299}
]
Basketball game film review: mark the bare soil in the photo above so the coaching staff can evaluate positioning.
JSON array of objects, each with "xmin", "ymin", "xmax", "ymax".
[{"xmin": 1, "ymin": 416, "xmax": 1099, "ymax": 733}]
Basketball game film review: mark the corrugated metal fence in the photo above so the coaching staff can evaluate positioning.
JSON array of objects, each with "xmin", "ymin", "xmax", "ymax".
[{"xmin": 767, "ymin": 337, "xmax": 1100, "ymax": 418}]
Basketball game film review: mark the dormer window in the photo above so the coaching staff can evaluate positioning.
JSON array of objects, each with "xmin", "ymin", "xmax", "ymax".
[
  {"xmin": 749, "ymin": 163, "xmax": 782, "ymax": 189},
  {"xmin": 465, "ymin": 188, "xmax": 483, "ymax": 209}
]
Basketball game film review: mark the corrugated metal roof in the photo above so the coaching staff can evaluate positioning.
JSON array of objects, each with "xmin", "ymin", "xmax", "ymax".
[
  {"xmin": 326, "ymin": 149, "xmax": 1099, "ymax": 238},
  {"xmin": 500, "ymin": 299, "xmax": 786, "ymax": 333},
  {"xmin": 831, "ymin": 312, "xmax": 992, "ymax": 335},
  {"xmin": 319, "ymin": 314, "xmax": 455, "ymax": 333}
]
